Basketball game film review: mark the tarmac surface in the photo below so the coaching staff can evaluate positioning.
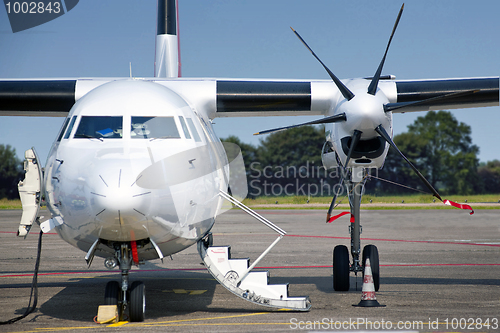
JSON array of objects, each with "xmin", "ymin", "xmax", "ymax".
[{"xmin": 1, "ymin": 208, "xmax": 499, "ymax": 332}]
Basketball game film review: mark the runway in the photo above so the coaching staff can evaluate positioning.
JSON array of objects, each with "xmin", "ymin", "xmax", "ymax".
[{"xmin": 1, "ymin": 209, "xmax": 499, "ymax": 332}]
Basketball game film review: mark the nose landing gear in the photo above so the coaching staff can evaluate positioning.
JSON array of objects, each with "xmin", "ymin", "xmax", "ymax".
[
  {"xmin": 332, "ymin": 173, "xmax": 380, "ymax": 292},
  {"xmin": 103, "ymin": 242, "xmax": 146, "ymax": 322}
]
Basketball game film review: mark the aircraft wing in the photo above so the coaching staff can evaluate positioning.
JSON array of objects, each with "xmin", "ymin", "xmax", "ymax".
[
  {"xmin": 0, "ymin": 79, "xmax": 112, "ymax": 117},
  {"xmin": 388, "ymin": 77, "xmax": 499, "ymax": 113},
  {"xmin": 214, "ymin": 77, "xmax": 499, "ymax": 117},
  {"xmin": 0, "ymin": 76, "xmax": 498, "ymax": 117}
]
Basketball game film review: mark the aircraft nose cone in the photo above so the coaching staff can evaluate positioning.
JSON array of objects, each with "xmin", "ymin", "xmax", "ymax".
[{"xmin": 86, "ymin": 159, "xmax": 155, "ymax": 241}]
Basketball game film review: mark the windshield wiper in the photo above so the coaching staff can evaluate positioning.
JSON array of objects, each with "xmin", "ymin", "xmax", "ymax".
[
  {"xmin": 74, "ymin": 134, "xmax": 103, "ymax": 141},
  {"xmin": 149, "ymin": 136, "xmax": 178, "ymax": 141}
]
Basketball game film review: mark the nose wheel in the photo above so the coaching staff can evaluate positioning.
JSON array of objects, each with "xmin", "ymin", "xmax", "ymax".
[
  {"xmin": 104, "ymin": 281, "xmax": 121, "ymax": 306},
  {"xmin": 129, "ymin": 281, "xmax": 146, "ymax": 322},
  {"xmin": 332, "ymin": 244, "xmax": 379, "ymax": 291},
  {"xmin": 103, "ymin": 280, "xmax": 146, "ymax": 322},
  {"xmin": 333, "ymin": 245, "xmax": 350, "ymax": 291},
  {"xmin": 362, "ymin": 244, "xmax": 380, "ymax": 291},
  {"xmin": 103, "ymin": 242, "xmax": 146, "ymax": 322}
]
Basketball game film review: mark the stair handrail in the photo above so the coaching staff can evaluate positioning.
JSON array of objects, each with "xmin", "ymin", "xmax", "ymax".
[{"xmin": 219, "ymin": 190, "xmax": 286, "ymax": 286}]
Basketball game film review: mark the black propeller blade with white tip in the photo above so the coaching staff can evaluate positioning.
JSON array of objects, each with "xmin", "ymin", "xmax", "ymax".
[
  {"xmin": 256, "ymin": 26, "xmax": 356, "ymax": 137},
  {"xmin": 254, "ymin": 112, "xmax": 346, "ymax": 136},
  {"xmin": 375, "ymin": 124, "xmax": 474, "ymax": 214},
  {"xmin": 383, "ymin": 89, "xmax": 480, "ymax": 113},
  {"xmin": 367, "ymin": 3, "xmax": 404, "ymax": 96},
  {"xmin": 374, "ymin": 124, "xmax": 442, "ymax": 201},
  {"xmin": 326, "ymin": 130, "xmax": 361, "ymax": 222},
  {"xmin": 326, "ymin": 181, "xmax": 348, "ymax": 223},
  {"xmin": 343, "ymin": 130, "xmax": 362, "ymax": 170},
  {"xmin": 291, "ymin": 27, "xmax": 355, "ymax": 101}
]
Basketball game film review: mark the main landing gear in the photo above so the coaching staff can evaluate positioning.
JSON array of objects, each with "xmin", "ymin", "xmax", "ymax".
[
  {"xmin": 102, "ymin": 242, "xmax": 145, "ymax": 322},
  {"xmin": 332, "ymin": 169, "xmax": 380, "ymax": 292}
]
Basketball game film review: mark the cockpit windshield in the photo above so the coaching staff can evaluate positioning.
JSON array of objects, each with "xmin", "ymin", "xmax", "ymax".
[
  {"xmin": 131, "ymin": 117, "xmax": 180, "ymax": 139},
  {"xmin": 74, "ymin": 116, "xmax": 123, "ymax": 139}
]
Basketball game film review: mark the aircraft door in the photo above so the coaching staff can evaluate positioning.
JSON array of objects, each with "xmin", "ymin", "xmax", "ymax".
[{"xmin": 17, "ymin": 147, "xmax": 43, "ymax": 237}]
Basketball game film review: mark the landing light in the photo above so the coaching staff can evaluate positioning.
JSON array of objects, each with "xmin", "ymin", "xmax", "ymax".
[{"xmin": 104, "ymin": 257, "xmax": 118, "ymax": 269}]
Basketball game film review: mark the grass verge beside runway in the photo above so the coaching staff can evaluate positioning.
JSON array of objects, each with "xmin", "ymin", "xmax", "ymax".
[{"xmin": 2, "ymin": 194, "xmax": 500, "ymax": 210}]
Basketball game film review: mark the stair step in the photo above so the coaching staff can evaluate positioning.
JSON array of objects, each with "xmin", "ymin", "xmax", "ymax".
[
  {"xmin": 198, "ymin": 242, "xmax": 311, "ymax": 311},
  {"xmin": 240, "ymin": 270, "xmax": 269, "ymax": 285},
  {"xmin": 228, "ymin": 258, "xmax": 250, "ymax": 274},
  {"xmin": 239, "ymin": 278, "xmax": 288, "ymax": 300}
]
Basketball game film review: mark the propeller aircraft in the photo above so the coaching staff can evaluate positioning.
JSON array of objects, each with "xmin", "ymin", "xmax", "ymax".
[{"xmin": 0, "ymin": 0, "xmax": 498, "ymax": 322}]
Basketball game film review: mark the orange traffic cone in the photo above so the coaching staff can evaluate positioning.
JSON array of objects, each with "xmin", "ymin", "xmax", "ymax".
[{"xmin": 353, "ymin": 258, "xmax": 385, "ymax": 307}]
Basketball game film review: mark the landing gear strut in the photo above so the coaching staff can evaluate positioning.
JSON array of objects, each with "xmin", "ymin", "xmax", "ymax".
[
  {"xmin": 103, "ymin": 242, "xmax": 146, "ymax": 322},
  {"xmin": 332, "ymin": 167, "xmax": 380, "ymax": 291}
]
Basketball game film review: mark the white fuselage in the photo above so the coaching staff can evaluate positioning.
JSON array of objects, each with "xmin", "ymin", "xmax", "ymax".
[
  {"xmin": 43, "ymin": 80, "xmax": 228, "ymax": 260},
  {"xmin": 40, "ymin": 77, "xmax": 397, "ymax": 260}
]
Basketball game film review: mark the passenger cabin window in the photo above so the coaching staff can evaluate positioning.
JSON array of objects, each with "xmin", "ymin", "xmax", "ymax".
[
  {"xmin": 131, "ymin": 117, "xmax": 180, "ymax": 139},
  {"xmin": 74, "ymin": 116, "xmax": 123, "ymax": 139}
]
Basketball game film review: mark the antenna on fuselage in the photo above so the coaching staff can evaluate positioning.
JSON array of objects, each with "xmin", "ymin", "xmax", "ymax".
[{"xmin": 129, "ymin": 62, "xmax": 133, "ymax": 78}]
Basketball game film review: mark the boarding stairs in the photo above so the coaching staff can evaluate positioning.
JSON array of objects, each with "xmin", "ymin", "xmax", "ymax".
[{"xmin": 197, "ymin": 191, "xmax": 311, "ymax": 311}]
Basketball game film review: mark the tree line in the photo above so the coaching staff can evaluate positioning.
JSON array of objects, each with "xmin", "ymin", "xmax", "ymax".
[
  {"xmin": 1, "ymin": 111, "xmax": 499, "ymax": 200},
  {"xmin": 224, "ymin": 111, "xmax": 500, "ymax": 197}
]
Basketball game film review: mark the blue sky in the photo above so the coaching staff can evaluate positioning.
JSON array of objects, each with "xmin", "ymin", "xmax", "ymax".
[{"xmin": 1, "ymin": 0, "xmax": 499, "ymax": 164}]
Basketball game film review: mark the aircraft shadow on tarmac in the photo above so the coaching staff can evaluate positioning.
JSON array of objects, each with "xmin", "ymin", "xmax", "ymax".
[
  {"xmin": 35, "ymin": 271, "xmax": 218, "ymax": 321},
  {"xmin": 7, "ymin": 265, "xmax": 500, "ymax": 322},
  {"xmin": 379, "ymin": 276, "xmax": 500, "ymax": 287},
  {"xmin": 34, "ymin": 263, "xmax": 281, "ymax": 322},
  {"xmin": 271, "ymin": 274, "xmax": 500, "ymax": 295}
]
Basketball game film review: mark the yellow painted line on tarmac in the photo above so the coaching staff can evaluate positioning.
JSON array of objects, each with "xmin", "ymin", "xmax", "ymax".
[
  {"xmin": 6, "ymin": 310, "xmax": 291, "ymax": 332},
  {"xmin": 8, "ymin": 326, "xmax": 96, "ymax": 333},
  {"xmin": 124, "ymin": 311, "xmax": 279, "ymax": 328},
  {"xmin": 106, "ymin": 321, "xmax": 129, "ymax": 327},
  {"xmin": 12, "ymin": 319, "xmax": 488, "ymax": 332},
  {"xmin": 138, "ymin": 322, "xmax": 291, "ymax": 328},
  {"xmin": 162, "ymin": 288, "xmax": 207, "ymax": 294}
]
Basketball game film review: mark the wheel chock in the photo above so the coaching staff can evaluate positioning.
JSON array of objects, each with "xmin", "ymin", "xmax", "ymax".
[{"xmin": 96, "ymin": 305, "xmax": 118, "ymax": 324}]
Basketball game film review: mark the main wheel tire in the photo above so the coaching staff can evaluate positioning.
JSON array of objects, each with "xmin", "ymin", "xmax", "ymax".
[
  {"xmin": 362, "ymin": 244, "xmax": 380, "ymax": 291},
  {"xmin": 104, "ymin": 281, "xmax": 120, "ymax": 306},
  {"xmin": 129, "ymin": 281, "xmax": 146, "ymax": 322},
  {"xmin": 333, "ymin": 245, "xmax": 350, "ymax": 291}
]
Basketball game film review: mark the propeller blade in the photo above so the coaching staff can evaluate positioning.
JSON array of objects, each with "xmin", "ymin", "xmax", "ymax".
[
  {"xmin": 327, "ymin": 131, "xmax": 361, "ymax": 222},
  {"xmin": 326, "ymin": 178, "xmax": 344, "ymax": 222},
  {"xmin": 291, "ymin": 27, "xmax": 355, "ymax": 101},
  {"xmin": 343, "ymin": 130, "xmax": 362, "ymax": 168},
  {"xmin": 367, "ymin": 4, "xmax": 404, "ymax": 96},
  {"xmin": 384, "ymin": 89, "xmax": 480, "ymax": 113},
  {"xmin": 374, "ymin": 124, "xmax": 443, "ymax": 201},
  {"xmin": 254, "ymin": 112, "xmax": 346, "ymax": 136}
]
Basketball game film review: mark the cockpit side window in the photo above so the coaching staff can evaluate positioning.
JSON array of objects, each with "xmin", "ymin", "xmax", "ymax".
[
  {"xmin": 131, "ymin": 117, "xmax": 180, "ymax": 139},
  {"xmin": 63, "ymin": 116, "xmax": 77, "ymax": 140},
  {"xmin": 178, "ymin": 116, "xmax": 191, "ymax": 139},
  {"xmin": 186, "ymin": 118, "xmax": 202, "ymax": 142},
  {"xmin": 57, "ymin": 117, "xmax": 70, "ymax": 142},
  {"xmin": 74, "ymin": 116, "xmax": 123, "ymax": 139}
]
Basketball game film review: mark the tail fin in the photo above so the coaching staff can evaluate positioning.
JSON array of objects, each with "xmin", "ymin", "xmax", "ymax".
[{"xmin": 155, "ymin": 0, "xmax": 181, "ymax": 78}]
